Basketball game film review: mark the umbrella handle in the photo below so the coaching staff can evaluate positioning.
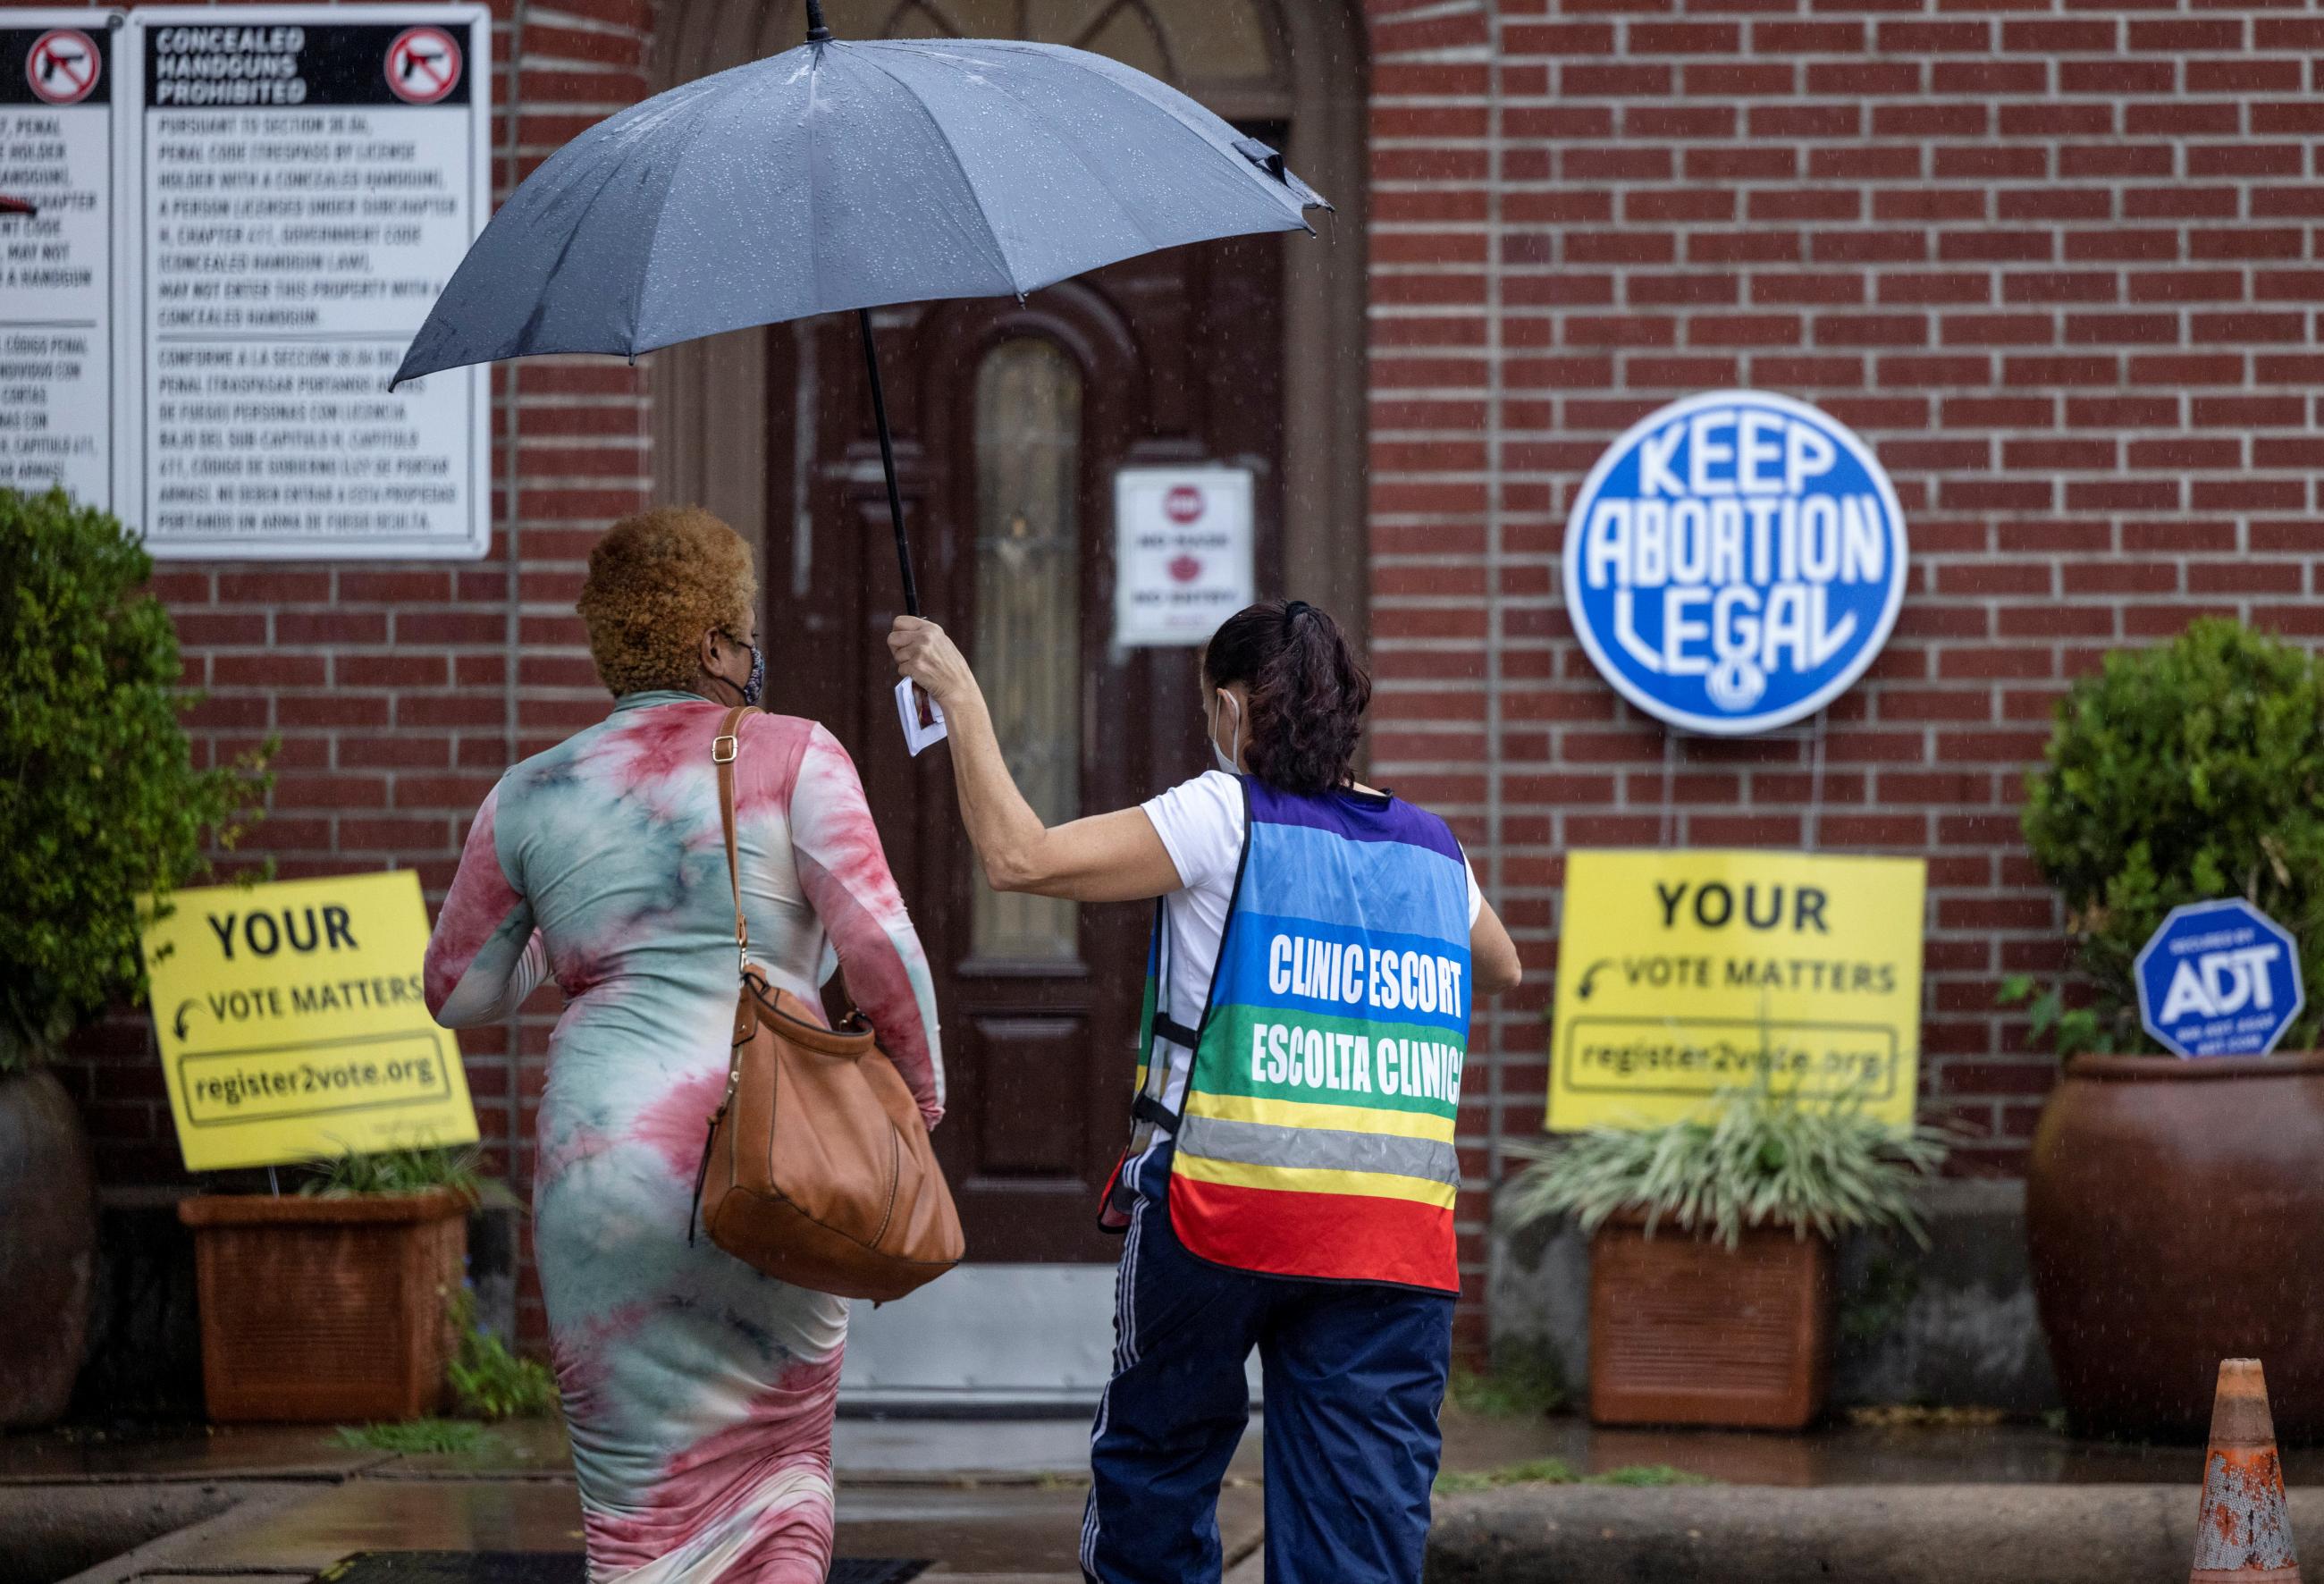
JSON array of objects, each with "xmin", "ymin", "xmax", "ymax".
[{"xmin": 857, "ymin": 308, "xmax": 921, "ymax": 619}]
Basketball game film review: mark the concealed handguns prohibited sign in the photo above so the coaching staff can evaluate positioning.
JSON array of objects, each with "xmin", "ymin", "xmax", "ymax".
[{"xmin": 123, "ymin": 5, "xmax": 492, "ymax": 559}]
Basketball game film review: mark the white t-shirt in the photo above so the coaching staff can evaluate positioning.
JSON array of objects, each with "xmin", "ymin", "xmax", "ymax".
[{"xmin": 1135, "ymin": 771, "xmax": 1485, "ymax": 1131}]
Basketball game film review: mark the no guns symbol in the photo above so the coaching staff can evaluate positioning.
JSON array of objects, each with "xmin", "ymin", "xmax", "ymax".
[
  {"xmin": 27, "ymin": 29, "xmax": 100, "ymax": 105},
  {"xmin": 386, "ymin": 26, "xmax": 461, "ymax": 105}
]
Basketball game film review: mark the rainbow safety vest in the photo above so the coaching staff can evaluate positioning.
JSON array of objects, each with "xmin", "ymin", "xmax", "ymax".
[{"xmin": 1104, "ymin": 777, "xmax": 1473, "ymax": 1293}]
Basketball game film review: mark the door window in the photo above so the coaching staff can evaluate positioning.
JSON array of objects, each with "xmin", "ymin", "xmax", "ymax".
[{"xmin": 970, "ymin": 336, "xmax": 1083, "ymax": 965}]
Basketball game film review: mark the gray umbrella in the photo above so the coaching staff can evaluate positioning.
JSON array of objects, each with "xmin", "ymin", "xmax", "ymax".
[{"xmin": 393, "ymin": 0, "xmax": 1327, "ymax": 615}]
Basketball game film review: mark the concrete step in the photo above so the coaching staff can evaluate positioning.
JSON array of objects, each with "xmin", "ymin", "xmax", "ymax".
[{"xmin": 1427, "ymin": 1482, "xmax": 2320, "ymax": 1584}]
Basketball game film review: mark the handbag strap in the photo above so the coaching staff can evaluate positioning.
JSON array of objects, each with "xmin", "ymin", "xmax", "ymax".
[
  {"xmin": 712, "ymin": 704, "xmax": 750, "ymax": 972},
  {"xmin": 692, "ymin": 704, "xmax": 753, "ymax": 1251}
]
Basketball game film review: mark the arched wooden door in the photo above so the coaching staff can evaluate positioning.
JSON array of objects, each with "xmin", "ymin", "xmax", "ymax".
[{"xmin": 776, "ymin": 241, "xmax": 1284, "ymax": 1260}]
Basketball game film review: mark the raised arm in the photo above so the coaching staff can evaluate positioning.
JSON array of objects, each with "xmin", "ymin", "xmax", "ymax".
[
  {"xmin": 888, "ymin": 617, "xmax": 1183, "ymax": 904},
  {"xmin": 425, "ymin": 783, "xmax": 549, "ymax": 1027},
  {"xmin": 788, "ymin": 723, "xmax": 947, "ymax": 1128}
]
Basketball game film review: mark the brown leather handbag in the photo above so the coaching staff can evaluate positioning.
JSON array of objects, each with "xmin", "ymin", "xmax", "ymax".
[{"xmin": 687, "ymin": 706, "xmax": 964, "ymax": 1301}]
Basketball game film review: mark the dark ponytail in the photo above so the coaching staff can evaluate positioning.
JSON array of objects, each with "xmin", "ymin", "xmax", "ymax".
[{"xmin": 1204, "ymin": 599, "xmax": 1372, "ymax": 795}]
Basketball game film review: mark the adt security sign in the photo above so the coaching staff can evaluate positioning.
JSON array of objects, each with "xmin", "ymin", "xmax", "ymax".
[
  {"xmin": 2135, "ymin": 899, "xmax": 2304, "ymax": 1059},
  {"xmin": 1563, "ymin": 392, "xmax": 1908, "ymax": 736}
]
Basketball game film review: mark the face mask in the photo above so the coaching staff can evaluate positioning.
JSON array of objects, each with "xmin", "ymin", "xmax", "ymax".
[
  {"xmin": 739, "ymin": 642, "xmax": 764, "ymax": 708},
  {"xmin": 1208, "ymin": 690, "xmax": 1241, "ymax": 776}
]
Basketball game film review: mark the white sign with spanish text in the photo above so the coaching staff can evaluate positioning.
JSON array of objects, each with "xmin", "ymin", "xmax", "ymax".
[
  {"xmin": 1, "ymin": 13, "xmax": 131, "ymax": 513},
  {"xmin": 123, "ymin": 6, "xmax": 490, "ymax": 559}
]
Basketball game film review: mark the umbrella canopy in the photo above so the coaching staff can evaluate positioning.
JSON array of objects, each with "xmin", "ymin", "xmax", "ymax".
[{"xmin": 392, "ymin": 28, "xmax": 1327, "ymax": 386}]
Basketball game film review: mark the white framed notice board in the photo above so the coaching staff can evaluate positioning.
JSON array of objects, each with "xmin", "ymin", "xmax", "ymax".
[{"xmin": 123, "ymin": 5, "xmax": 492, "ymax": 560}]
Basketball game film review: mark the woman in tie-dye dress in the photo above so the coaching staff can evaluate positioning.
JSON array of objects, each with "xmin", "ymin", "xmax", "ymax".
[{"xmin": 425, "ymin": 506, "xmax": 942, "ymax": 1582}]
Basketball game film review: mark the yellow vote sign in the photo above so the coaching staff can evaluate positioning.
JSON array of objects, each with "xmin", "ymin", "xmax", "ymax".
[
  {"xmin": 1547, "ymin": 849, "xmax": 1926, "ymax": 1133},
  {"xmin": 139, "ymin": 871, "xmax": 477, "ymax": 1171}
]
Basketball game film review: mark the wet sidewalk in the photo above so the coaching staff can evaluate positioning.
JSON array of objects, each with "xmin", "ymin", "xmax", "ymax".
[
  {"xmin": 4, "ymin": 1409, "xmax": 2303, "ymax": 1584},
  {"xmin": 1, "ymin": 1417, "xmax": 1261, "ymax": 1584}
]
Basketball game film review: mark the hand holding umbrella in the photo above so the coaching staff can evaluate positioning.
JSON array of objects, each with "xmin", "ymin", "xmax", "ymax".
[{"xmin": 395, "ymin": 0, "xmax": 1328, "ymax": 750}]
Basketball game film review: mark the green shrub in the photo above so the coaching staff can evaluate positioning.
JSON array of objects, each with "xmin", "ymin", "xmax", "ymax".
[
  {"xmin": 445, "ymin": 1287, "xmax": 559, "ymax": 1421},
  {"xmin": 1447, "ymin": 1338, "xmax": 1568, "ymax": 1420},
  {"xmin": 2012, "ymin": 617, "xmax": 2324, "ymax": 1057},
  {"xmin": 1503, "ymin": 1079, "xmax": 1949, "ymax": 1251},
  {"xmin": 0, "ymin": 487, "xmax": 271, "ymax": 1070}
]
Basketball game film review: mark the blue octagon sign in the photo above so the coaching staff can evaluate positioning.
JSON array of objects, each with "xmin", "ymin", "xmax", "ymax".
[
  {"xmin": 2135, "ymin": 899, "xmax": 2305, "ymax": 1059},
  {"xmin": 1563, "ymin": 391, "xmax": 1909, "ymax": 737}
]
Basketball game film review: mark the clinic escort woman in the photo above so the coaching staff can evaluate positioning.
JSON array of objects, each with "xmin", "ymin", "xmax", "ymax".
[{"xmin": 890, "ymin": 597, "xmax": 1520, "ymax": 1584}]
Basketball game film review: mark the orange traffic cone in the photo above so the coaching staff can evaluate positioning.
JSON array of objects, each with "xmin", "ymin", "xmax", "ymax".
[{"xmin": 2192, "ymin": 1359, "xmax": 2303, "ymax": 1584}]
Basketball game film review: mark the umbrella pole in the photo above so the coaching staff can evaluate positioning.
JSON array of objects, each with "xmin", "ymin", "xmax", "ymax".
[{"xmin": 856, "ymin": 308, "xmax": 921, "ymax": 619}]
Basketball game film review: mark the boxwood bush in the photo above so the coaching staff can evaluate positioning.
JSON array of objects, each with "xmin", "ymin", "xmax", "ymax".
[
  {"xmin": 0, "ymin": 487, "xmax": 270, "ymax": 1071},
  {"xmin": 2009, "ymin": 617, "xmax": 2324, "ymax": 1057}
]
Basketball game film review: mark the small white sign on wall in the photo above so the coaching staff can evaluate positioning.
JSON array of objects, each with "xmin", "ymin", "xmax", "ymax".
[{"xmin": 1114, "ymin": 465, "xmax": 1254, "ymax": 648}]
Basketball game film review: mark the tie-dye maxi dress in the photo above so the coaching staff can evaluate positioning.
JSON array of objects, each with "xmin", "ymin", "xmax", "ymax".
[{"xmin": 424, "ymin": 691, "xmax": 943, "ymax": 1582}]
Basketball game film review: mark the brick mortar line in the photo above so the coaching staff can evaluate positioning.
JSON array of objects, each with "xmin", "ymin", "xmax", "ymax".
[{"xmin": 504, "ymin": 6, "xmax": 647, "ymax": 40}]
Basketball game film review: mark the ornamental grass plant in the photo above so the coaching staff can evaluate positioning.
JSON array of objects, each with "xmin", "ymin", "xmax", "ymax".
[
  {"xmin": 1503, "ymin": 1079, "xmax": 1949, "ymax": 1251},
  {"xmin": 299, "ymin": 1144, "xmax": 487, "ymax": 1201}
]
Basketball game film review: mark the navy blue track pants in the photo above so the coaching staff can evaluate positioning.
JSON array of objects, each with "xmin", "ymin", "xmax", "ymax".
[{"xmin": 1079, "ymin": 1163, "xmax": 1453, "ymax": 1584}]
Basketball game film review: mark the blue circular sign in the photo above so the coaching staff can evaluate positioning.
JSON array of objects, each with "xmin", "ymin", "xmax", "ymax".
[
  {"xmin": 2134, "ymin": 898, "xmax": 2304, "ymax": 1059},
  {"xmin": 1562, "ymin": 392, "xmax": 1909, "ymax": 737}
]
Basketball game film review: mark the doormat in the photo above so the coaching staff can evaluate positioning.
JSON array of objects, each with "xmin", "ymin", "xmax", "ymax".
[{"xmin": 318, "ymin": 1555, "xmax": 929, "ymax": 1584}]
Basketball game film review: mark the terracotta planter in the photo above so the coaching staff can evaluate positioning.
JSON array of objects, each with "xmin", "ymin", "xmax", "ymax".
[
  {"xmin": 0, "ymin": 1068, "xmax": 97, "ymax": 1427},
  {"xmin": 2027, "ymin": 1051, "xmax": 2324, "ymax": 1441},
  {"xmin": 179, "ymin": 1188, "xmax": 467, "ymax": 1423},
  {"xmin": 1588, "ymin": 1216, "xmax": 1832, "ymax": 1428}
]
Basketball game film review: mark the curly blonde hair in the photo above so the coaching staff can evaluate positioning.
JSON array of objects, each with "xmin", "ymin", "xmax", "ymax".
[{"xmin": 576, "ymin": 506, "xmax": 758, "ymax": 697}]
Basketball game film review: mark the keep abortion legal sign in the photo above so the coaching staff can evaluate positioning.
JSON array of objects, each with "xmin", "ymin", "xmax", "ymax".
[{"xmin": 1562, "ymin": 392, "xmax": 1908, "ymax": 737}]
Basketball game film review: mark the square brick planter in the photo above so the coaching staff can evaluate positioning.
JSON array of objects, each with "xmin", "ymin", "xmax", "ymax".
[
  {"xmin": 1587, "ymin": 1217, "xmax": 1832, "ymax": 1429},
  {"xmin": 178, "ymin": 1189, "xmax": 467, "ymax": 1423}
]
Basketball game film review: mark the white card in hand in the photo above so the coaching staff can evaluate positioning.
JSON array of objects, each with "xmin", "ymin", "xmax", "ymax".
[{"xmin": 896, "ymin": 678, "xmax": 948, "ymax": 756}]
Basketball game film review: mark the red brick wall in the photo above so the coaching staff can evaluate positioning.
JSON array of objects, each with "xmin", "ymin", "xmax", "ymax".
[
  {"xmin": 1360, "ymin": 0, "xmax": 2324, "ymax": 1327},
  {"xmin": 43, "ymin": 0, "xmax": 651, "ymax": 1346},
  {"xmin": 47, "ymin": 0, "xmax": 2324, "ymax": 1352}
]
